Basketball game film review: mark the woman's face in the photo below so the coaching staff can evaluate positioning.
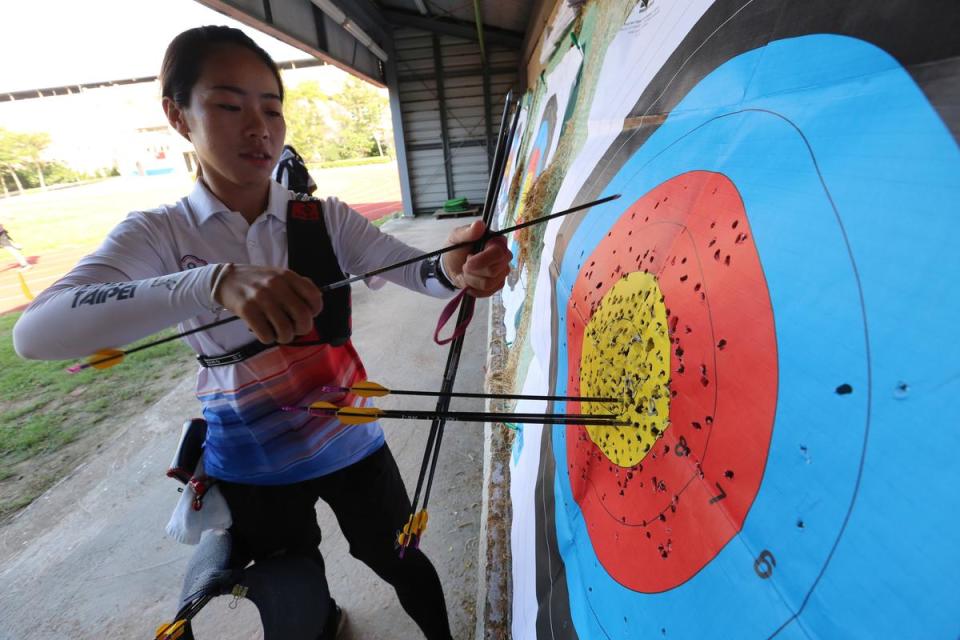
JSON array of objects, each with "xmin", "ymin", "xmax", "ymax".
[{"xmin": 172, "ymin": 44, "xmax": 285, "ymax": 193}]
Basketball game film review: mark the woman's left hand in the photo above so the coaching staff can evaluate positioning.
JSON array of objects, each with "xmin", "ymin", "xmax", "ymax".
[{"xmin": 441, "ymin": 220, "xmax": 513, "ymax": 298}]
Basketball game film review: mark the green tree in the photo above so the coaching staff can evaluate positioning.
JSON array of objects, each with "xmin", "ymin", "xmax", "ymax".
[
  {"xmin": 21, "ymin": 131, "xmax": 51, "ymax": 190},
  {"xmin": 284, "ymin": 81, "xmax": 337, "ymax": 163},
  {"xmin": 330, "ymin": 77, "xmax": 389, "ymax": 160},
  {"xmin": 0, "ymin": 128, "xmax": 51, "ymax": 194},
  {"xmin": 0, "ymin": 129, "xmax": 25, "ymax": 193}
]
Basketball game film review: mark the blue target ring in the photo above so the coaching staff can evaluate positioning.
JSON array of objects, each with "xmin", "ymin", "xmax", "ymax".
[{"xmin": 545, "ymin": 34, "xmax": 960, "ymax": 638}]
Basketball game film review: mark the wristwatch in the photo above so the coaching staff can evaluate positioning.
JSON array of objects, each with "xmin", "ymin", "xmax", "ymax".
[{"xmin": 421, "ymin": 255, "xmax": 458, "ymax": 291}]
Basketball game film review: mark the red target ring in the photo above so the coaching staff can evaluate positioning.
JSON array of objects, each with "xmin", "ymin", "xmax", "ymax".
[{"xmin": 564, "ymin": 171, "xmax": 778, "ymax": 592}]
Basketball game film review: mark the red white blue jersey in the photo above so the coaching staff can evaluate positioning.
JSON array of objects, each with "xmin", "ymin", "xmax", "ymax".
[{"xmin": 14, "ymin": 179, "xmax": 455, "ymax": 484}]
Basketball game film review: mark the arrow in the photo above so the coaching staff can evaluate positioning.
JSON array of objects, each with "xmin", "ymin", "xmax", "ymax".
[
  {"xmin": 282, "ymin": 402, "xmax": 626, "ymax": 427},
  {"xmin": 317, "ymin": 192, "xmax": 621, "ymax": 292},
  {"xmin": 401, "ymin": 95, "xmax": 520, "ymax": 555},
  {"xmin": 155, "ymin": 596, "xmax": 212, "ymax": 640},
  {"xmin": 66, "ymin": 315, "xmax": 239, "ymax": 373},
  {"xmin": 155, "ymin": 580, "xmax": 249, "ymax": 639},
  {"xmin": 317, "ymin": 380, "xmax": 619, "ymax": 404},
  {"xmin": 65, "ymin": 194, "xmax": 619, "ymax": 373}
]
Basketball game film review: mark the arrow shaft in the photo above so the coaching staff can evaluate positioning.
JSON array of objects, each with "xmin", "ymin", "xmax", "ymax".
[
  {"xmin": 388, "ymin": 388, "xmax": 617, "ymax": 403},
  {"xmin": 411, "ymin": 413, "xmax": 622, "ymax": 426},
  {"xmin": 409, "ymin": 95, "xmax": 524, "ymax": 544},
  {"xmin": 77, "ymin": 315, "xmax": 240, "ymax": 370},
  {"xmin": 379, "ymin": 409, "xmax": 622, "ymax": 425},
  {"xmin": 79, "ymin": 191, "xmax": 618, "ymax": 370},
  {"xmin": 123, "ymin": 315, "xmax": 239, "ymax": 358},
  {"xmin": 320, "ymin": 194, "xmax": 620, "ymax": 293},
  {"xmin": 302, "ymin": 407, "xmax": 624, "ymax": 426},
  {"xmin": 322, "ymin": 383, "xmax": 617, "ymax": 403}
]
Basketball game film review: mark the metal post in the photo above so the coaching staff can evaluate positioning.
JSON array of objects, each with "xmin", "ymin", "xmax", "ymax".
[
  {"xmin": 432, "ymin": 34, "xmax": 456, "ymax": 200},
  {"xmin": 385, "ymin": 38, "xmax": 415, "ymax": 217},
  {"xmin": 482, "ymin": 63, "xmax": 494, "ymax": 171}
]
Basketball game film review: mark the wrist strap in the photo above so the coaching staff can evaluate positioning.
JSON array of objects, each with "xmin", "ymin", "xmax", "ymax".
[
  {"xmin": 435, "ymin": 255, "xmax": 458, "ymax": 290},
  {"xmin": 209, "ymin": 263, "xmax": 233, "ymax": 310},
  {"xmin": 433, "ymin": 289, "xmax": 473, "ymax": 345}
]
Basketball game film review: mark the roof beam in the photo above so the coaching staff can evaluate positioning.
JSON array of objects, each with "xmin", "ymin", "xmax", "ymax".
[
  {"xmin": 341, "ymin": 0, "xmax": 392, "ymax": 42},
  {"xmin": 1, "ymin": 59, "xmax": 324, "ymax": 103},
  {"xmin": 197, "ymin": 0, "xmax": 386, "ymax": 86},
  {"xmin": 382, "ymin": 8, "xmax": 524, "ymax": 49}
]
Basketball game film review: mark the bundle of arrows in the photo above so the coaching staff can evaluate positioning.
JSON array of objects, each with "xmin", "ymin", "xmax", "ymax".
[
  {"xmin": 282, "ymin": 399, "xmax": 623, "ymax": 427},
  {"xmin": 283, "ymin": 380, "xmax": 623, "ymax": 426},
  {"xmin": 282, "ymin": 383, "xmax": 626, "ymax": 554}
]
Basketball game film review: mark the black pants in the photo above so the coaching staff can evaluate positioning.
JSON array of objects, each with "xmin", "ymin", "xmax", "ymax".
[{"xmin": 218, "ymin": 443, "xmax": 453, "ymax": 640}]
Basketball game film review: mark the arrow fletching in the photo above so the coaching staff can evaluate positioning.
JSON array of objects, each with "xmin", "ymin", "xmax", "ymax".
[
  {"xmin": 155, "ymin": 619, "xmax": 188, "ymax": 640},
  {"xmin": 317, "ymin": 381, "xmax": 390, "ymax": 397},
  {"xmin": 350, "ymin": 380, "xmax": 390, "ymax": 397},
  {"xmin": 396, "ymin": 509, "xmax": 429, "ymax": 551},
  {"xmin": 67, "ymin": 348, "xmax": 125, "ymax": 373},
  {"xmin": 303, "ymin": 402, "xmax": 381, "ymax": 424},
  {"xmin": 333, "ymin": 407, "xmax": 381, "ymax": 425}
]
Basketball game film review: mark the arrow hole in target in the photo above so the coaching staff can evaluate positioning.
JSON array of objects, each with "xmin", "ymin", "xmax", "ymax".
[{"xmin": 564, "ymin": 172, "xmax": 777, "ymax": 592}]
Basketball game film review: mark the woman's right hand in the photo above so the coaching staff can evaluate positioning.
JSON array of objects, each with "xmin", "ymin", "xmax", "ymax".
[{"xmin": 213, "ymin": 264, "xmax": 324, "ymax": 344}]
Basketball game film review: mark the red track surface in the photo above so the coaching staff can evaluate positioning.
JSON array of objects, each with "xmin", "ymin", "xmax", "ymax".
[
  {"xmin": 351, "ymin": 200, "xmax": 402, "ymax": 221},
  {"xmin": 1, "ymin": 250, "xmax": 87, "ymax": 316}
]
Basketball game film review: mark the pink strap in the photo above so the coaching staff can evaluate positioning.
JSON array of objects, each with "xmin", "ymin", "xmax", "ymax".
[{"xmin": 433, "ymin": 289, "xmax": 474, "ymax": 345}]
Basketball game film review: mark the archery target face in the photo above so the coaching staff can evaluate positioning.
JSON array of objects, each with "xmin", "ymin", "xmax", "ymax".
[
  {"xmin": 531, "ymin": 28, "xmax": 960, "ymax": 639},
  {"xmin": 503, "ymin": 98, "xmax": 559, "ymax": 345},
  {"xmin": 517, "ymin": 98, "xmax": 556, "ymax": 219},
  {"xmin": 565, "ymin": 171, "xmax": 776, "ymax": 592},
  {"xmin": 495, "ymin": 106, "xmax": 527, "ymax": 230}
]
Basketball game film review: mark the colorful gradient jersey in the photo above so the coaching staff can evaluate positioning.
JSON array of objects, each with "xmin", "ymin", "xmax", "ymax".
[{"xmin": 14, "ymin": 180, "xmax": 455, "ymax": 483}]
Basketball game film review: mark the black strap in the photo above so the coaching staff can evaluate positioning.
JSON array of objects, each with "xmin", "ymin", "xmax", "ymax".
[
  {"xmin": 196, "ymin": 198, "xmax": 352, "ymax": 368},
  {"xmin": 197, "ymin": 340, "xmax": 272, "ymax": 367},
  {"xmin": 287, "ymin": 198, "xmax": 352, "ymax": 346},
  {"xmin": 420, "ymin": 256, "xmax": 458, "ymax": 291}
]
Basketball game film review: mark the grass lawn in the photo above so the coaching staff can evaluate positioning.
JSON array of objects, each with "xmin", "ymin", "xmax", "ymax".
[
  {"xmin": 0, "ymin": 311, "xmax": 196, "ymax": 520},
  {"xmin": 0, "ymin": 164, "xmax": 401, "ymax": 256},
  {"xmin": 0, "ymin": 174, "xmax": 195, "ymax": 255}
]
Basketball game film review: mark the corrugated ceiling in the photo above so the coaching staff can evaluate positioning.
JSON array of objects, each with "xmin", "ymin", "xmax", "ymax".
[{"xmin": 376, "ymin": 0, "xmax": 533, "ymax": 36}]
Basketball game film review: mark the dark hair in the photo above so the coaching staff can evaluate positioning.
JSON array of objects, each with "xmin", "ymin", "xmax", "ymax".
[{"xmin": 160, "ymin": 25, "xmax": 284, "ymax": 106}]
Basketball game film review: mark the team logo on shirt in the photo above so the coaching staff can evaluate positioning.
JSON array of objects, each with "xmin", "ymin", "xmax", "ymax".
[
  {"xmin": 289, "ymin": 201, "xmax": 322, "ymax": 221},
  {"xmin": 180, "ymin": 254, "xmax": 208, "ymax": 270},
  {"xmin": 71, "ymin": 282, "xmax": 138, "ymax": 308}
]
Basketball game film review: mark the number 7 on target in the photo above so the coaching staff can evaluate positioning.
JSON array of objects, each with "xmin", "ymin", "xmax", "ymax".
[{"xmin": 708, "ymin": 482, "xmax": 727, "ymax": 504}]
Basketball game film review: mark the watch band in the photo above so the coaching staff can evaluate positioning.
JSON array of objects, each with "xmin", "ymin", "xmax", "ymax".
[{"xmin": 421, "ymin": 255, "xmax": 458, "ymax": 291}]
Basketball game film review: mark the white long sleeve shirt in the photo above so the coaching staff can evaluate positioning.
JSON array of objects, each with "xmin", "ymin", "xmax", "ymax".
[{"xmin": 14, "ymin": 179, "xmax": 455, "ymax": 484}]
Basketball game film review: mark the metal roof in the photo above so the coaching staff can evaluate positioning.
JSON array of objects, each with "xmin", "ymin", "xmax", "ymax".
[
  {"xmin": 192, "ymin": 0, "xmax": 547, "ymax": 216},
  {"xmin": 378, "ymin": 0, "xmax": 534, "ymax": 36},
  {"xmin": 196, "ymin": 0, "xmax": 536, "ymax": 86}
]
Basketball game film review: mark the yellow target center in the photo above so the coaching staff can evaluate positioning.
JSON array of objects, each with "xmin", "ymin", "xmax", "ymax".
[{"xmin": 580, "ymin": 271, "xmax": 672, "ymax": 467}]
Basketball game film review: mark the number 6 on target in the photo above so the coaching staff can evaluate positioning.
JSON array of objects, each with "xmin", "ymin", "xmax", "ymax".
[{"xmin": 754, "ymin": 550, "xmax": 776, "ymax": 579}]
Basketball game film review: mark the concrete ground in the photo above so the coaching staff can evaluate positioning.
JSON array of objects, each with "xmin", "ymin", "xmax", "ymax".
[{"xmin": 0, "ymin": 215, "xmax": 486, "ymax": 639}]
